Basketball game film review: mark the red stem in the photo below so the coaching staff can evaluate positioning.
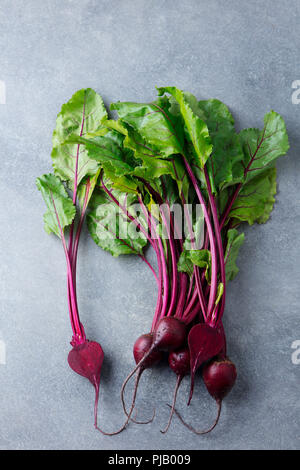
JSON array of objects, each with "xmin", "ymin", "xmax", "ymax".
[
  {"xmin": 159, "ymin": 205, "xmax": 178, "ymax": 317},
  {"xmin": 50, "ymin": 192, "xmax": 84, "ymax": 343},
  {"xmin": 204, "ymin": 167, "xmax": 226, "ymax": 326},
  {"xmin": 68, "ymin": 95, "xmax": 86, "ymax": 262},
  {"xmin": 182, "ymin": 156, "xmax": 218, "ymax": 317},
  {"xmin": 181, "ymin": 194, "xmax": 207, "ymax": 320}
]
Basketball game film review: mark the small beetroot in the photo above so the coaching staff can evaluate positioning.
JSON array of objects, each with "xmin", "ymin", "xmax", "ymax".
[
  {"xmin": 173, "ymin": 356, "xmax": 237, "ymax": 435},
  {"xmin": 123, "ymin": 333, "xmax": 163, "ymax": 425},
  {"xmin": 161, "ymin": 347, "xmax": 190, "ymax": 434},
  {"xmin": 203, "ymin": 356, "xmax": 237, "ymax": 403}
]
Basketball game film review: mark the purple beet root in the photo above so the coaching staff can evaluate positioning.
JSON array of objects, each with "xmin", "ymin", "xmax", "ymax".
[
  {"xmin": 203, "ymin": 356, "xmax": 237, "ymax": 402},
  {"xmin": 99, "ymin": 318, "xmax": 187, "ymax": 436},
  {"xmin": 123, "ymin": 333, "xmax": 163, "ymax": 425},
  {"xmin": 161, "ymin": 347, "xmax": 190, "ymax": 434},
  {"xmin": 97, "ymin": 332, "xmax": 164, "ymax": 436},
  {"xmin": 68, "ymin": 340, "xmax": 104, "ymax": 384},
  {"xmin": 168, "ymin": 347, "xmax": 190, "ymax": 377},
  {"xmin": 121, "ymin": 317, "xmax": 187, "ymax": 404},
  {"xmin": 153, "ymin": 317, "xmax": 187, "ymax": 352},
  {"xmin": 173, "ymin": 356, "xmax": 237, "ymax": 435},
  {"xmin": 68, "ymin": 340, "xmax": 104, "ymax": 428},
  {"xmin": 133, "ymin": 333, "xmax": 163, "ymax": 368},
  {"xmin": 187, "ymin": 323, "xmax": 224, "ymax": 405}
]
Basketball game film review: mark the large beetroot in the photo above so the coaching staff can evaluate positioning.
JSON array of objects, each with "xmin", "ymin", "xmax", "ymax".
[{"xmin": 68, "ymin": 340, "xmax": 104, "ymax": 427}]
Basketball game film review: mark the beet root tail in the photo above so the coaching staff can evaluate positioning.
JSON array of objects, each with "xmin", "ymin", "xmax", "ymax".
[
  {"xmin": 170, "ymin": 399, "xmax": 222, "ymax": 435},
  {"xmin": 161, "ymin": 375, "xmax": 182, "ymax": 434},
  {"xmin": 94, "ymin": 349, "xmax": 156, "ymax": 436},
  {"xmin": 122, "ymin": 368, "xmax": 155, "ymax": 425},
  {"xmin": 93, "ymin": 376, "xmax": 100, "ymax": 429},
  {"xmin": 95, "ymin": 376, "xmax": 144, "ymax": 436}
]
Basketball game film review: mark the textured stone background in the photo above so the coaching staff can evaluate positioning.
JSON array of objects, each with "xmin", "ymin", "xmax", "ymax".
[{"xmin": 0, "ymin": 0, "xmax": 299, "ymax": 450}]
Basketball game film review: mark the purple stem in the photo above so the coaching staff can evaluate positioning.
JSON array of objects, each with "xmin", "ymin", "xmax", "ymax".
[
  {"xmin": 139, "ymin": 255, "xmax": 159, "ymax": 285},
  {"xmin": 182, "ymin": 288, "xmax": 198, "ymax": 319},
  {"xmin": 68, "ymin": 96, "xmax": 86, "ymax": 262},
  {"xmin": 181, "ymin": 193, "xmax": 207, "ymax": 320},
  {"xmin": 204, "ymin": 168, "xmax": 226, "ymax": 326},
  {"xmin": 50, "ymin": 192, "xmax": 84, "ymax": 343},
  {"xmin": 185, "ymin": 272, "xmax": 194, "ymax": 306},
  {"xmin": 184, "ymin": 302, "xmax": 202, "ymax": 324},
  {"xmin": 220, "ymin": 183, "xmax": 242, "ymax": 230},
  {"xmin": 137, "ymin": 196, "xmax": 163, "ymax": 331},
  {"xmin": 147, "ymin": 208, "xmax": 169, "ymax": 321},
  {"xmin": 71, "ymin": 179, "xmax": 91, "ymax": 280},
  {"xmin": 159, "ymin": 205, "xmax": 178, "ymax": 317},
  {"xmin": 175, "ymin": 273, "xmax": 188, "ymax": 319},
  {"xmin": 182, "ymin": 156, "xmax": 218, "ymax": 317}
]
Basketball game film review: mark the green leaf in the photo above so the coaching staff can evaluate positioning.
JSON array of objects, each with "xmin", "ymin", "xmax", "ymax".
[
  {"xmin": 52, "ymin": 88, "xmax": 107, "ymax": 187},
  {"xmin": 239, "ymin": 110, "xmax": 289, "ymax": 183},
  {"xmin": 189, "ymin": 249, "xmax": 211, "ymax": 268},
  {"xmin": 189, "ymin": 249, "xmax": 211, "ymax": 282},
  {"xmin": 183, "ymin": 211, "xmax": 205, "ymax": 251},
  {"xmin": 111, "ymin": 100, "xmax": 183, "ymax": 157},
  {"xmin": 177, "ymin": 250, "xmax": 193, "ymax": 276},
  {"xmin": 229, "ymin": 167, "xmax": 277, "ymax": 225},
  {"xmin": 133, "ymin": 155, "xmax": 176, "ymax": 179},
  {"xmin": 197, "ymin": 99, "xmax": 244, "ymax": 191},
  {"xmin": 67, "ymin": 130, "xmax": 135, "ymax": 179},
  {"xmin": 178, "ymin": 248, "xmax": 211, "ymax": 280},
  {"xmin": 87, "ymin": 188, "xmax": 148, "ymax": 257},
  {"xmin": 103, "ymin": 118, "xmax": 187, "ymax": 202},
  {"xmin": 121, "ymin": 122, "xmax": 188, "ymax": 197},
  {"xmin": 224, "ymin": 229, "xmax": 245, "ymax": 281},
  {"xmin": 158, "ymin": 87, "xmax": 212, "ymax": 168},
  {"xmin": 36, "ymin": 174, "xmax": 76, "ymax": 238},
  {"xmin": 220, "ymin": 111, "xmax": 288, "ymax": 228},
  {"xmin": 77, "ymin": 169, "xmax": 101, "ymax": 211},
  {"xmin": 103, "ymin": 170, "xmax": 139, "ymax": 194}
]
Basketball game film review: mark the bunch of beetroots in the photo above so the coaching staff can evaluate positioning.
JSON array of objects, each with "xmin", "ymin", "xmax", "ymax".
[{"xmin": 37, "ymin": 86, "xmax": 289, "ymax": 434}]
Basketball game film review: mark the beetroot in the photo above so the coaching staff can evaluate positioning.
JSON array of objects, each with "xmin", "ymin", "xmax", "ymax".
[
  {"xmin": 203, "ymin": 357, "xmax": 237, "ymax": 402},
  {"xmin": 168, "ymin": 347, "xmax": 190, "ymax": 377},
  {"xmin": 133, "ymin": 333, "xmax": 163, "ymax": 367},
  {"xmin": 153, "ymin": 317, "xmax": 187, "ymax": 352},
  {"xmin": 68, "ymin": 341, "xmax": 104, "ymax": 385},
  {"xmin": 97, "ymin": 318, "xmax": 186, "ymax": 435},
  {"xmin": 161, "ymin": 347, "xmax": 190, "ymax": 434},
  {"xmin": 68, "ymin": 340, "xmax": 104, "ymax": 427},
  {"xmin": 123, "ymin": 318, "xmax": 187, "ymax": 388},
  {"xmin": 96, "ymin": 332, "xmax": 164, "ymax": 436},
  {"xmin": 173, "ymin": 356, "xmax": 237, "ymax": 435},
  {"xmin": 125, "ymin": 333, "xmax": 163, "ymax": 424},
  {"xmin": 124, "ymin": 320, "xmax": 185, "ymax": 424},
  {"xmin": 187, "ymin": 323, "xmax": 224, "ymax": 404},
  {"xmin": 38, "ymin": 88, "xmax": 289, "ymax": 437}
]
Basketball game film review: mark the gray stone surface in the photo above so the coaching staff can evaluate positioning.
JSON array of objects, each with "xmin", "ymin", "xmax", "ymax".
[{"xmin": 0, "ymin": 0, "xmax": 299, "ymax": 450}]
